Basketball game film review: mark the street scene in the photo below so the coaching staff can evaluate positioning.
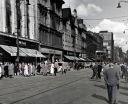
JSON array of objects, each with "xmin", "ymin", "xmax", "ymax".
[
  {"xmin": 0, "ymin": 0, "xmax": 128, "ymax": 104},
  {"xmin": 0, "ymin": 68, "xmax": 128, "ymax": 104}
]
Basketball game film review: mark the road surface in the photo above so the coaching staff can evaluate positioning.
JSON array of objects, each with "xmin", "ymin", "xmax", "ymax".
[{"xmin": 0, "ymin": 69, "xmax": 128, "ymax": 104}]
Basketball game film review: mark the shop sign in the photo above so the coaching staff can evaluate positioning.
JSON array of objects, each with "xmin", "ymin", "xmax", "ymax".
[
  {"xmin": 19, "ymin": 40, "xmax": 26, "ymax": 46},
  {"xmin": 41, "ymin": 48, "xmax": 62, "ymax": 55},
  {"xmin": 0, "ymin": 53, "xmax": 3, "ymax": 55}
]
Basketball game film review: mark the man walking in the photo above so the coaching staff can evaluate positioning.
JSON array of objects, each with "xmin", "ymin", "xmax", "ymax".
[
  {"xmin": 103, "ymin": 63, "xmax": 120, "ymax": 104},
  {"xmin": 97, "ymin": 63, "xmax": 102, "ymax": 79},
  {"xmin": 91, "ymin": 62, "xmax": 98, "ymax": 79}
]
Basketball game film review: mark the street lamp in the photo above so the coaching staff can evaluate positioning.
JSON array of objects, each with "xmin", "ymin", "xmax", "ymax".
[
  {"xmin": 15, "ymin": 0, "xmax": 30, "ymax": 67},
  {"xmin": 16, "ymin": 0, "xmax": 20, "ymax": 65},
  {"xmin": 117, "ymin": 0, "xmax": 128, "ymax": 8},
  {"xmin": 123, "ymin": 29, "xmax": 128, "ymax": 33}
]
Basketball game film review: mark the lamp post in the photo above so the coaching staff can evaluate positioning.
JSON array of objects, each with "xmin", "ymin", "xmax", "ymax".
[
  {"xmin": 123, "ymin": 29, "xmax": 128, "ymax": 33},
  {"xmin": 16, "ymin": 0, "xmax": 21, "ymax": 66},
  {"xmin": 16, "ymin": 0, "xmax": 30, "ymax": 67},
  {"xmin": 117, "ymin": 0, "xmax": 128, "ymax": 8}
]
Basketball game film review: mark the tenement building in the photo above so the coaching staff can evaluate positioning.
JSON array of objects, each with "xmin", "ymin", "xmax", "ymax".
[
  {"xmin": 0, "ymin": 0, "xmax": 104, "ymax": 63},
  {"xmin": 99, "ymin": 31, "xmax": 114, "ymax": 61},
  {"xmin": 0, "ymin": 0, "xmax": 45, "ymax": 63},
  {"xmin": 36, "ymin": 0, "xmax": 64, "ymax": 62}
]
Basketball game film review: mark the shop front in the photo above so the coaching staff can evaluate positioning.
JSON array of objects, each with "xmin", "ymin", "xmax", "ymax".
[
  {"xmin": 63, "ymin": 51, "xmax": 81, "ymax": 62},
  {"xmin": 40, "ymin": 48, "xmax": 62, "ymax": 62},
  {"xmin": 0, "ymin": 33, "xmax": 46, "ymax": 63}
]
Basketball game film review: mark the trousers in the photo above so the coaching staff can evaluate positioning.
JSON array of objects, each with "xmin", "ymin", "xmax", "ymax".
[{"xmin": 107, "ymin": 84, "xmax": 118, "ymax": 104}]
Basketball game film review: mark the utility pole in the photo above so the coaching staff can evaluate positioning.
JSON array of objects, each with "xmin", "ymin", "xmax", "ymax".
[
  {"xmin": 16, "ymin": 0, "xmax": 21, "ymax": 68},
  {"xmin": 26, "ymin": 0, "xmax": 30, "ymax": 38}
]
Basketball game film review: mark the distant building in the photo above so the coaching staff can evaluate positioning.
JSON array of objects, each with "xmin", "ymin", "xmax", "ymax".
[{"xmin": 99, "ymin": 31, "xmax": 114, "ymax": 61}]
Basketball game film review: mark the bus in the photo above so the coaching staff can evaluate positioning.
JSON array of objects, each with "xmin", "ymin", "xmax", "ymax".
[{"xmin": 96, "ymin": 50, "xmax": 106, "ymax": 62}]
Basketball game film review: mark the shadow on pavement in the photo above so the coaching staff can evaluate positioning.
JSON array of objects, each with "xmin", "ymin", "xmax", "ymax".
[
  {"xmin": 92, "ymin": 93, "xmax": 108, "ymax": 103},
  {"xmin": 89, "ymin": 79, "xmax": 102, "ymax": 83},
  {"xmin": 120, "ymin": 92, "xmax": 128, "ymax": 96},
  {"xmin": 118, "ymin": 100, "xmax": 128, "ymax": 104},
  {"xmin": 94, "ymin": 84, "xmax": 106, "ymax": 89},
  {"xmin": 120, "ymin": 80, "xmax": 128, "ymax": 83},
  {"xmin": 119, "ymin": 86, "xmax": 128, "ymax": 90}
]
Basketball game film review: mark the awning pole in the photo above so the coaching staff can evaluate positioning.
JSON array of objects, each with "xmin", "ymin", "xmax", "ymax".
[{"xmin": 36, "ymin": 56, "xmax": 37, "ymax": 67}]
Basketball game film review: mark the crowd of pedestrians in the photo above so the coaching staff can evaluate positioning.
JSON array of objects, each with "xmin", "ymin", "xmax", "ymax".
[
  {"xmin": 90, "ymin": 62, "xmax": 128, "ymax": 104},
  {"xmin": 0, "ymin": 60, "xmax": 77, "ymax": 79}
]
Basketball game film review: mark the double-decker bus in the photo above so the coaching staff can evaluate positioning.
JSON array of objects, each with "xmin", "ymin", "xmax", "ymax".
[{"xmin": 96, "ymin": 50, "xmax": 106, "ymax": 62}]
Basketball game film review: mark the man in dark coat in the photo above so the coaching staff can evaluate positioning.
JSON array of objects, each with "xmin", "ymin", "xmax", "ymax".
[
  {"xmin": 103, "ymin": 63, "xmax": 120, "ymax": 104},
  {"xmin": 91, "ymin": 63, "xmax": 98, "ymax": 79},
  {"xmin": 97, "ymin": 63, "xmax": 102, "ymax": 79},
  {"xmin": 4, "ymin": 63, "xmax": 9, "ymax": 77},
  {"xmin": 8, "ymin": 63, "xmax": 14, "ymax": 78}
]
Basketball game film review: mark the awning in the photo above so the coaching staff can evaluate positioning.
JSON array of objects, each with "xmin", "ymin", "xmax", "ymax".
[
  {"xmin": 0, "ymin": 45, "xmax": 17, "ymax": 56},
  {"xmin": 64, "ymin": 55, "xmax": 80, "ymax": 61},
  {"xmin": 19, "ymin": 48, "xmax": 46, "ymax": 58},
  {"xmin": 79, "ymin": 58, "xmax": 85, "ymax": 61},
  {"xmin": 0, "ymin": 45, "xmax": 46, "ymax": 58}
]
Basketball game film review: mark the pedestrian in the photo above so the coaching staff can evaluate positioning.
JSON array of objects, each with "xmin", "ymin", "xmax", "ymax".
[
  {"xmin": 91, "ymin": 62, "xmax": 98, "ymax": 79},
  {"xmin": 0, "ymin": 63, "xmax": 2, "ymax": 79},
  {"xmin": 8, "ymin": 62, "xmax": 14, "ymax": 78},
  {"xmin": 40, "ymin": 62, "xmax": 45, "ymax": 75},
  {"xmin": 28, "ymin": 63, "xmax": 32, "ymax": 76},
  {"xmin": 32, "ymin": 63, "xmax": 36, "ymax": 76},
  {"xmin": 21, "ymin": 63, "xmax": 25, "ymax": 76},
  {"xmin": 120, "ymin": 63, "xmax": 128, "ymax": 81},
  {"xmin": 50, "ymin": 62, "xmax": 54, "ymax": 76},
  {"xmin": 54, "ymin": 61, "xmax": 58, "ymax": 76},
  {"xmin": 97, "ymin": 63, "xmax": 102, "ymax": 79},
  {"xmin": 4, "ymin": 62, "xmax": 9, "ymax": 78},
  {"xmin": 63, "ymin": 62, "xmax": 67, "ymax": 74},
  {"xmin": 24, "ymin": 63, "xmax": 29, "ymax": 77},
  {"xmin": 103, "ymin": 63, "xmax": 120, "ymax": 104},
  {"xmin": 14, "ymin": 63, "xmax": 18, "ymax": 76},
  {"xmin": 37, "ymin": 63, "xmax": 41, "ymax": 74}
]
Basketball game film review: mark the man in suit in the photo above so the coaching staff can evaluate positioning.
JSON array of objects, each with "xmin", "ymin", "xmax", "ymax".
[{"xmin": 103, "ymin": 63, "xmax": 120, "ymax": 104}]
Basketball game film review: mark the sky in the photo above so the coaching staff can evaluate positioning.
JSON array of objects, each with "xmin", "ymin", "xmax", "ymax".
[{"xmin": 63, "ymin": 0, "xmax": 128, "ymax": 52}]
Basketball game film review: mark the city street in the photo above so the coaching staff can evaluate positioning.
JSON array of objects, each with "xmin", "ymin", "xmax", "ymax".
[{"xmin": 0, "ymin": 69, "xmax": 128, "ymax": 104}]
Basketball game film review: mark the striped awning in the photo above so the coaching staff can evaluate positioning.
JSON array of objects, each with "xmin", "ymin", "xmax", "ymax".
[{"xmin": 0, "ymin": 45, "xmax": 46, "ymax": 58}]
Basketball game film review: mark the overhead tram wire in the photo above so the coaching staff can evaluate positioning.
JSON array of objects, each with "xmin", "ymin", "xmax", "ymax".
[
  {"xmin": 22, "ymin": 14, "xmax": 128, "ymax": 21},
  {"xmin": 82, "ymin": 15, "xmax": 128, "ymax": 21}
]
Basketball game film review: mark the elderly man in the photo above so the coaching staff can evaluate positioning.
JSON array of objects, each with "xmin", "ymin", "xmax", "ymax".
[{"xmin": 103, "ymin": 63, "xmax": 120, "ymax": 104}]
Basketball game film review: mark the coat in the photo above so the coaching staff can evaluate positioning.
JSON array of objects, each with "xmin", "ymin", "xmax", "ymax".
[
  {"xmin": 24, "ymin": 64, "xmax": 29, "ymax": 75},
  {"xmin": 8, "ymin": 64, "xmax": 14, "ymax": 75},
  {"xmin": 50, "ymin": 63, "xmax": 54, "ymax": 74},
  {"xmin": 103, "ymin": 64, "xmax": 120, "ymax": 86},
  {"xmin": 0, "ymin": 66, "xmax": 2, "ymax": 77}
]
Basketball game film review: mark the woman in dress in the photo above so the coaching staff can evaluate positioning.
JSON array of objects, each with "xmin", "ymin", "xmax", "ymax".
[
  {"xmin": 24, "ymin": 63, "xmax": 29, "ymax": 77},
  {"xmin": 50, "ymin": 62, "xmax": 54, "ymax": 76}
]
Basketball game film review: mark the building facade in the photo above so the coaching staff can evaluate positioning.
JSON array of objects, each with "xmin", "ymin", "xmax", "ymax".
[
  {"xmin": 0, "ymin": 0, "xmax": 104, "ymax": 63},
  {"xmin": 99, "ymin": 31, "xmax": 114, "ymax": 61},
  {"xmin": 0, "ymin": 0, "xmax": 45, "ymax": 63},
  {"xmin": 36, "ymin": 0, "xmax": 64, "ymax": 62}
]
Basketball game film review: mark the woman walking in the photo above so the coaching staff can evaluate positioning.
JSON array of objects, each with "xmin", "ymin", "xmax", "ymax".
[{"xmin": 24, "ymin": 63, "xmax": 29, "ymax": 77}]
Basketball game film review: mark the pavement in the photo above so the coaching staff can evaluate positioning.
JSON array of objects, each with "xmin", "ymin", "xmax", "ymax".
[{"xmin": 0, "ymin": 68, "xmax": 128, "ymax": 104}]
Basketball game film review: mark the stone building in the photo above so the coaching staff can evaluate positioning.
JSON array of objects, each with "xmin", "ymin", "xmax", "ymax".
[
  {"xmin": 99, "ymin": 31, "xmax": 114, "ymax": 61},
  {"xmin": 36, "ymin": 0, "xmax": 64, "ymax": 62}
]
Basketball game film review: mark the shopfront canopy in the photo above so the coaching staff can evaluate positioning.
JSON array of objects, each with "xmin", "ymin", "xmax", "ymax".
[
  {"xmin": 0, "ymin": 45, "xmax": 46, "ymax": 58},
  {"xmin": 64, "ymin": 55, "xmax": 80, "ymax": 61},
  {"xmin": 20, "ymin": 48, "xmax": 46, "ymax": 58},
  {"xmin": 0, "ymin": 45, "xmax": 16, "ymax": 56}
]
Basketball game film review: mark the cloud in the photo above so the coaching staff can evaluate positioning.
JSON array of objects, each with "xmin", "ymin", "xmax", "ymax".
[
  {"xmin": 76, "ymin": 4, "xmax": 103, "ymax": 17},
  {"xmin": 76, "ymin": 4, "xmax": 88, "ymax": 17},
  {"xmin": 87, "ymin": 4, "xmax": 102, "ymax": 14},
  {"xmin": 90, "ymin": 19, "xmax": 128, "ymax": 52},
  {"xmin": 63, "ymin": 0, "xmax": 102, "ymax": 17}
]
